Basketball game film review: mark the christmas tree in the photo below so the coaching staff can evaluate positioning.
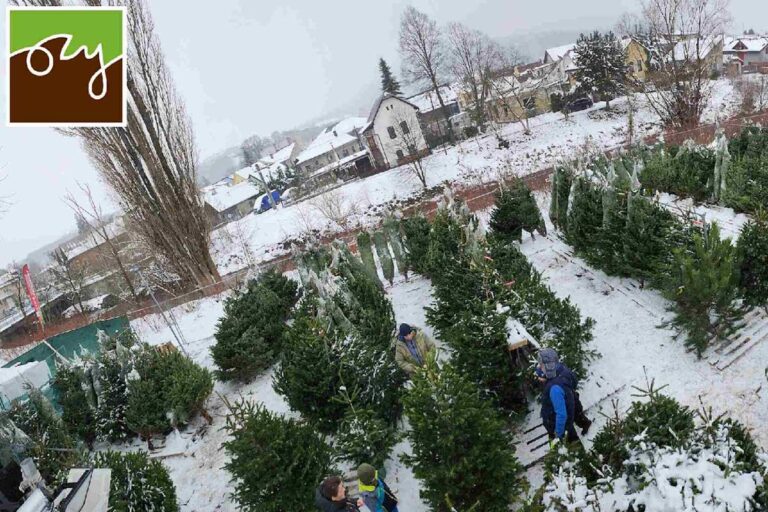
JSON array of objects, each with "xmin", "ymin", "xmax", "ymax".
[
  {"xmin": 223, "ymin": 398, "xmax": 336, "ymax": 512},
  {"xmin": 52, "ymin": 364, "xmax": 97, "ymax": 448},
  {"xmin": 355, "ymin": 230, "xmax": 380, "ymax": 283},
  {"xmin": 400, "ymin": 215, "xmax": 432, "ymax": 274},
  {"xmin": 93, "ymin": 451, "xmax": 179, "ymax": 512},
  {"xmin": 573, "ymin": 31, "xmax": 626, "ymax": 109},
  {"xmin": 373, "ymin": 230, "xmax": 395, "ymax": 284},
  {"xmin": 736, "ymin": 213, "xmax": 768, "ymax": 307},
  {"xmin": 663, "ymin": 222, "xmax": 742, "ymax": 355},
  {"xmin": 335, "ymin": 387, "xmax": 400, "ymax": 468},
  {"xmin": 383, "ymin": 214, "xmax": 408, "ymax": 279},
  {"xmin": 211, "ymin": 271, "xmax": 298, "ymax": 381},
  {"xmin": 489, "ymin": 178, "xmax": 546, "ymax": 242},
  {"xmin": 566, "ymin": 177, "xmax": 603, "ymax": 256},
  {"xmin": 93, "ymin": 340, "xmax": 135, "ymax": 443},
  {"xmin": 378, "ymin": 57, "xmax": 402, "ymax": 96},
  {"xmin": 622, "ymin": 195, "xmax": 676, "ymax": 286},
  {"xmin": 402, "ymin": 358, "xmax": 526, "ymax": 512}
]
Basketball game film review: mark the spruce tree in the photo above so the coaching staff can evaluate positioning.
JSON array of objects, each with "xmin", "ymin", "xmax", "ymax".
[
  {"xmin": 566, "ymin": 177, "xmax": 603, "ymax": 256},
  {"xmin": 402, "ymin": 359, "xmax": 526, "ymax": 512},
  {"xmin": 378, "ymin": 57, "xmax": 402, "ymax": 96},
  {"xmin": 622, "ymin": 196, "xmax": 676, "ymax": 286},
  {"xmin": 355, "ymin": 230, "xmax": 379, "ymax": 283},
  {"xmin": 52, "ymin": 364, "xmax": 97, "ymax": 448},
  {"xmin": 400, "ymin": 215, "xmax": 432, "ymax": 274},
  {"xmin": 490, "ymin": 179, "xmax": 546, "ymax": 242},
  {"xmin": 372, "ymin": 230, "xmax": 395, "ymax": 284},
  {"xmin": 94, "ymin": 451, "xmax": 179, "ymax": 512},
  {"xmin": 335, "ymin": 392, "xmax": 400, "ymax": 468},
  {"xmin": 383, "ymin": 215, "xmax": 408, "ymax": 279},
  {"xmin": 573, "ymin": 31, "xmax": 626, "ymax": 109},
  {"xmin": 736, "ymin": 214, "xmax": 768, "ymax": 307},
  {"xmin": 223, "ymin": 398, "xmax": 336, "ymax": 512},
  {"xmin": 93, "ymin": 343, "xmax": 134, "ymax": 442},
  {"xmin": 211, "ymin": 271, "xmax": 298, "ymax": 381}
]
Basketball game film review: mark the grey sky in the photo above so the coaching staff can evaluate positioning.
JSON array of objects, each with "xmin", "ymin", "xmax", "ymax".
[{"xmin": 1, "ymin": 0, "xmax": 766, "ymax": 267}]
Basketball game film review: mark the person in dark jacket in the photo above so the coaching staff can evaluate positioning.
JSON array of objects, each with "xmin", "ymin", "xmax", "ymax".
[
  {"xmin": 536, "ymin": 348, "xmax": 591, "ymax": 445},
  {"xmin": 394, "ymin": 323, "xmax": 436, "ymax": 377},
  {"xmin": 315, "ymin": 476, "xmax": 361, "ymax": 512},
  {"xmin": 357, "ymin": 463, "xmax": 399, "ymax": 512}
]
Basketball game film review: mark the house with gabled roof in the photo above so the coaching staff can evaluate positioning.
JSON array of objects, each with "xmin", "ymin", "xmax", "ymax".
[
  {"xmin": 360, "ymin": 94, "xmax": 430, "ymax": 171},
  {"xmin": 724, "ymin": 35, "xmax": 768, "ymax": 70}
]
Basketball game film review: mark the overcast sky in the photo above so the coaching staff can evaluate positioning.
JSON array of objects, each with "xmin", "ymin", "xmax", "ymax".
[{"xmin": 1, "ymin": 0, "xmax": 767, "ymax": 268}]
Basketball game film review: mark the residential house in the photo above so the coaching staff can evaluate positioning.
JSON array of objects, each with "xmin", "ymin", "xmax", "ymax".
[
  {"xmin": 485, "ymin": 69, "xmax": 561, "ymax": 124},
  {"xmin": 294, "ymin": 117, "xmax": 372, "ymax": 188},
  {"xmin": 622, "ymin": 37, "xmax": 652, "ymax": 82},
  {"xmin": 406, "ymin": 84, "xmax": 466, "ymax": 145},
  {"xmin": 232, "ymin": 142, "xmax": 298, "ymax": 185},
  {"xmin": 671, "ymin": 35, "xmax": 724, "ymax": 75},
  {"xmin": 724, "ymin": 35, "xmax": 768, "ymax": 72},
  {"xmin": 203, "ymin": 179, "xmax": 262, "ymax": 226},
  {"xmin": 542, "ymin": 43, "xmax": 579, "ymax": 86},
  {"xmin": 361, "ymin": 94, "xmax": 430, "ymax": 171}
]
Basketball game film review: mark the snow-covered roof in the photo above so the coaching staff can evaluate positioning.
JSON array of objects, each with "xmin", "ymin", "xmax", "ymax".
[
  {"xmin": 203, "ymin": 181, "xmax": 261, "ymax": 212},
  {"xmin": 672, "ymin": 36, "xmax": 721, "ymax": 61},
  {"xmin": 309, "ymin": 149, "xmax": 369, "ymax": 178},
  {"xmin": 407, "ymin": 84, "xmax": 459, "ymax": 112},
  {"xmin": 267, "ymin": 143, "xmax": 295, "ymax": 164},
  {"xmin": 362, "ymin": 94, "xmax": 421, "ymax": 134},
  {"xmin": 724, "ymin": 36, "xmax": 768, "ymax": 53},
  {"xmin": 295, "ymin": 117, "xmax": 367, "ymax": 165},
  {"xmin": 234, "ymin": 167, "xmax": 253, "ymax": 180},
  {"xmin": 544, "ymin": 43, "xmax": 576, "ymax": 62}
]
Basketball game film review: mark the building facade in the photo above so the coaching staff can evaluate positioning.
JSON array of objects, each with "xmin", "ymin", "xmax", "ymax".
[{"xmin": 362, "ymin": 95, "xmax": 430, "ymax": 170}]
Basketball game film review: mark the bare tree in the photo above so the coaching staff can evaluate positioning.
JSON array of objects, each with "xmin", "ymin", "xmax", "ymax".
[
  {"xmin": 755, "ymin": 75, "xmax": 768, "ymax": 112},
  {"xmin": 13, "ymin": 0, "xmax": 221, "ymax": 289},
  {"xmin": 311, "ymin": 189, "xmax": 360, "ymax": 231},
  {"xmin": 241, "ymin": 135, "xmax": 265, "ymax": 167},
  {"xmin": 392, "ymin": 113, "xmax": 430, "ymax": 188},
  {"xmin": 446, "ymin": 23, "xmax": 498, "ymax": 128},
  {"xmin": 6, "ymin": 264, "xmax": 28, "ymax": 320},
  {"xmin": 638, "ymin": 0, "xmax": 731, "ymax": 129},
  {"xmin": 49, "ymin": 248, "xmax": 87, "ymax": 316},
  {"xmin": 64, "ymin": 184, "xmax": 140, "ymax": 301},
  {"xmin": 399, "ymin": 6, "xmax": 455, "ymax": 141}
]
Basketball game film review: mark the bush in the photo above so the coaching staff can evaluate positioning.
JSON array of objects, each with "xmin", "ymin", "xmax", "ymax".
[
  {"xmin": 211, "ymin": 271, "xmax": 298, "ymax": 381},
  {"xmin": 52, "ymin": 365, "xmax": 97, "ymax": 448},
  {"xmin": 402, "ymin": 359, "xmax": 526, "ymax": 512},
  {"xmin": 5, "ymin": 390, "xmax": 83, "ymax": 486},
  {"xmin": 126, "ymin": 348, "xmax": 213, "ymax": 446},
  {"xmin": 489, "ymin": 179, "xmax": 546, "ymax": 242},
  {"xmin": 737, "ymin": 214, "xmax": 768, "ymax": 307},
  {"xmin": 93, "ymin": 451, "xmax": 178, "ymax": 512},
  {"xmin": 223, "ymin": 399, "xmax": 335, "ymax": 512},
  {"xmin": 463, "ymin": 125, "xmax": 479, "ymax": 138}
]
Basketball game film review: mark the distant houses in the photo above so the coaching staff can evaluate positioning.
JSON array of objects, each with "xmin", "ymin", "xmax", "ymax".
[
  {"xmin": 724, "ymin": 35, "xmax": 768, "ymax": 72},
  {"xmin": 407, "ymin": 84, "xmax": 466, "ymax": 143},
  {"xmin": 202, "ymin": 179, "xmax": 262, "ymax": 226}
]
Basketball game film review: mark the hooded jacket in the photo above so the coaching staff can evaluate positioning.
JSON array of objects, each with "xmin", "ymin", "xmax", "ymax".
[{"xmin": 315, "ymin": 486, "xmax": 360, "ymax": 512}]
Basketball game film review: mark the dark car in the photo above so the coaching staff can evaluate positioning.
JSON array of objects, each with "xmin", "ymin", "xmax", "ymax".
[{"xmin": 566, "ymin": 97, "xmax": 593, "ymax": 112}]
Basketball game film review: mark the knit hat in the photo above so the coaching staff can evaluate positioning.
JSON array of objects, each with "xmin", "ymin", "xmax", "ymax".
[
  {"xmin": 357, "ymin": 463, "xmax": 377, "ymax": 486},
  {"xmin": 537, "ymin": 348, "xmax": 559, "ymax": 379},
  {"xmin": 398, "ymin": 323, "xmax": 413, "ymax": 340}
]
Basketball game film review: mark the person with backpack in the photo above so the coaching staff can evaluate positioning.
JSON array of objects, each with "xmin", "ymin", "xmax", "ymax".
[
  {"xmin": 357, "ymin": 463, "xmax": 398, "ymax": 512},
  {"xmin": 536, "ymin": 347, "xmax": 592, "ymax": 446}
]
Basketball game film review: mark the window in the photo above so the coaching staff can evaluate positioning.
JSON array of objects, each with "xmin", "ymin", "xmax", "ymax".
[
  {"xmin": 400, "ymin": 120, "xmax": 410, "ymax": 134},
  {"xmin": 396, "ymin": 149, "xmax": 405, "ymax": 160},
  {"xmin": 342, "ymin": 148, "xmax": 349, "ymax": 157},
  {"xmin": 387, "ymin": 126, "xmax": 397, "ymax": 139},
  {"xmin": 637, "ymin": 59, "xmax": 643, "ymax": 71}
]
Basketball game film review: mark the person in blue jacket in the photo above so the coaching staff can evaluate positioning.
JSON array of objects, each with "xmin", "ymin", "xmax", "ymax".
[
  {"xmin": 357, "ymin": 463, "xmax": 398, "ymax": 512},
  {"xmin": 536, "ymin": 347, "xmax": 591, "ymax": 445}
]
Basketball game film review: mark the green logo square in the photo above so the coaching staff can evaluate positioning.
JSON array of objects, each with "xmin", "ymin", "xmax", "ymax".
[{"xmin": 7, "ymin": 6, "xmax": 126, "ymax": 126}]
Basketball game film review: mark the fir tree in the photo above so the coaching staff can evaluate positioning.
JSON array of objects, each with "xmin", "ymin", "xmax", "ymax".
[
  {"xmin": 402, "ymin": 358, "xmax": 526, "ymax": 512},
  {"xmin": 622, "ymin": 195, "xmax": 676, "ymax": 286},
  {"xmin": 6, "ymin": 389, "xmax": 83, "ymax": 486},
  {"xmin": 52, "ymin": 364, "xmax": 97, "ymax": 448},
  {"xmin": 736, "ymin": 213, "xmax": 768, "ymax": 307},
  {"xmin": 93, "ymin": 342, "xmax": 135, "ymax": 442},
  {"xmin": 355, "ymin": 231, "xmax": 379, "ymax": 283},
  {"xmin": 489, "ymin": 179, "xmax": 546, "ymax": 242},
  {"xmin": 573, "ymin": 31, "xmax": 626, "ymax": 109},
  {"xmin": 211, "ymin": 271, "xmax": 298, "ymax": 381},
  {"xmin": 223, "ymin": 398, "xmax": 336, "ymax": 512},
  {"xmin": 566, "ymin": 177, "xmax": 603, "ymax": 256},
  {"xmin": 378, "ymin": 57, "xmax": 402, "ymax": 96},
  {"xmin": 335, "ymin": 388, "xmax": 400, "ymax": 468},
  {"xmin": 372, "ymin": 230, "xmax": 395, "ymax": 284},
  {"xmin": 400, "ymin": 215, "xmax": 432, "ymax": 274},
  {"xmin": 664, "ymin": 223, "xmax": 742, "ymax": 355},
  {"xmin": 383, "ymin": 215, "xmax": 408, "ymax": 279},
  {"xmin": 94, "ymin": 451, "xmax": 179, "ymax": 512}
]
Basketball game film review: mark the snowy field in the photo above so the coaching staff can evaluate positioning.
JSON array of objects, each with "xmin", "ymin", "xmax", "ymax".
[{"xmin": 121, "ymin": 81, "xmax": 758, "ymax": 510}]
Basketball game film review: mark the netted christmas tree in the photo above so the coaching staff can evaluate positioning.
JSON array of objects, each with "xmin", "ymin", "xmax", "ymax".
[
  {"xmin": 223, "ymin": 398, "xmax": 336, "ymax": 512},
  {"xmin": 211, "ymin": 270, "xmax": 298, "ymax": 381},
  {"xmin": 355, "ymin": 230, "xmax": 380, "ymax": 283},
  {"xmin": 372, "ymin": 230, "xmax": 395, "ymax": 284},
  {"xmin": 736, "ymin": 213, "xmax": 768, "ymax": 307},
  {"xmin": 402, "ymin": 358, "xmax": 527, "ymax": 512},
  {"xmin": 490, "ymin": 178, "xmax": 546, "ymax": 242},
  {"xmin": 383, "ymin": 214, "xmax": 408, "ymax": 279},
  {"xmin": 5, "ymin": 389, "xmax": 84, "ymax": 486},
  {"xmin": 93, "ymin": 450, "xmax": 179, "ymax": 512},
  {"xmin": 663, "ymin": 222, "xmax": 742, "ymax": 355}
]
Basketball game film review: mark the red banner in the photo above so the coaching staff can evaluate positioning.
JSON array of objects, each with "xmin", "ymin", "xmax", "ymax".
[{"xmin": 22, "ymin": 264, "xmax": 44, "ymax": 330}]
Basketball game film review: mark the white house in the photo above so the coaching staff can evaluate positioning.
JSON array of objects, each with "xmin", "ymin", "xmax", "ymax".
[
  {"xmin": 294, "ymin": 117, "xmax": 371, "ymax": 178},
  {"xmin": 361, "ymin": 94, "xmax": 430, "ymax": 170},
  {"xmin": 542, "ymin": 43, "xmax": 579, "ymax": 84}
]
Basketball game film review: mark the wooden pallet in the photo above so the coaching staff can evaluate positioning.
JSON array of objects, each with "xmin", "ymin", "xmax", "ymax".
[{"xmin": 706, "ymin": 309, "xmax": 768, "ymax": 371}]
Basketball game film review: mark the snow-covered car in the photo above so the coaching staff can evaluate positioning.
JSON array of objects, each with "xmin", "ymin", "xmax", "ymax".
[
  {"xmin": 280, "ymin": 187, "xmax": 298, "ymax": 204},
  {"xmin": 253, "ymin": 190, "xmax": 281, "ymax": 214},
  {"xmin": 566, "ymin": 97, "xmax": 593, "ymax": 112}
]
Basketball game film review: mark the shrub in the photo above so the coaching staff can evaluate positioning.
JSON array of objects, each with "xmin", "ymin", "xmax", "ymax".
[
  {"xmin": 402, "ymin": 359, "xmax": 526, "ymax": 512},
  {"xmin": 211, "ymin": 271, "xmax": 298, "ymax": 381},
  {"xmin": 223, "ymin": 399, "xmax": 335, "ymax": 512},
  {"xmin": 490, "ymin": 179, "xmax": 546, "ymax": 242},
  {"xmin": 93, "ymin": 450, "xmax": 178, "ymax": 512},
  {"xmin": 736, "ymin": 214, "xmax": 768, "ymax": 307}
]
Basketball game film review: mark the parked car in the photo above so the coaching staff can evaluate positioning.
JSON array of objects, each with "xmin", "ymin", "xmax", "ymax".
[
  {"xmin": 281, "ymin": 187, "xmax": 298, "ymax": 204},
  {"xmin": 254, "ymin": 190, "xmax": 281, "ymax": 214},
  {"xmin": 566, "ymin": 96, "xmax": 593, "ymax": 112}
]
